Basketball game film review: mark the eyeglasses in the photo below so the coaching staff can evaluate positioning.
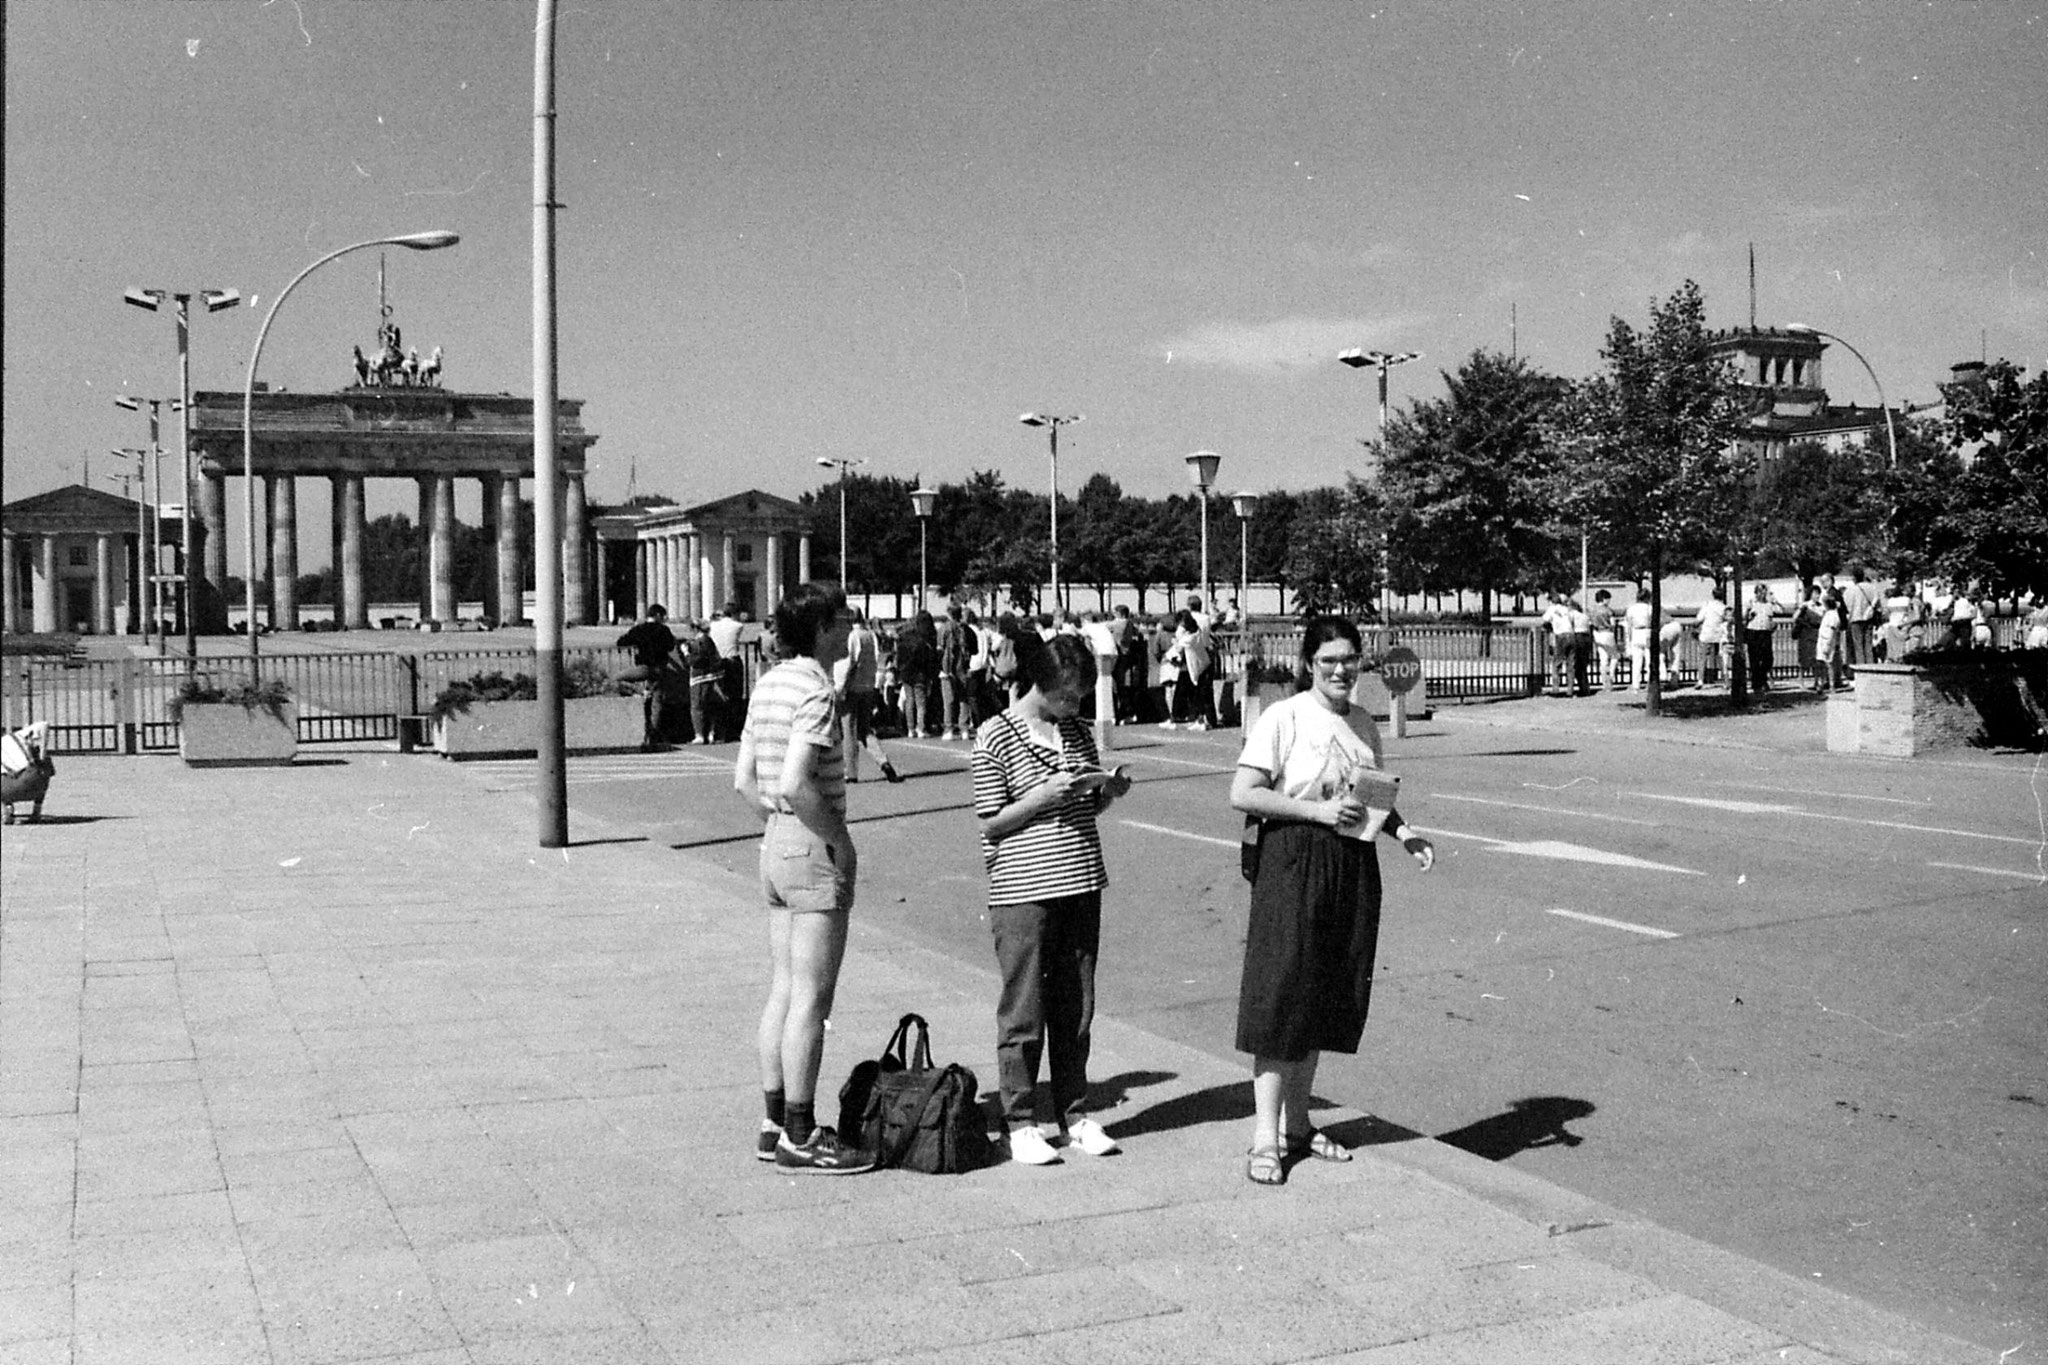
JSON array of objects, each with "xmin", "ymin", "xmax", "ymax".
[{"xmin": 1312, "ymin": 654, "xmax": 1362, "ymax": 672}]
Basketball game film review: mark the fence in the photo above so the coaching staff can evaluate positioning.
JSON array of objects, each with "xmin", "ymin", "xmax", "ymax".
[
  {"xmin": 1228, "ymin": 624, "xmax": 1547, "ymax": 702},
  {"xmin": 1, "ymin": 644, "xmax": 691, "ymax": 756}
]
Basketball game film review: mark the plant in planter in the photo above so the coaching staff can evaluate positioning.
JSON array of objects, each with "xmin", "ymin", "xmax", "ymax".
[
  {"xmin": 1239, "ymin": 657, "xmax": 1303, "ymax": 729},
  {"xmin": 429, "ymin": 659, "xmax": 641, "ymax": 758},
  {"xmin": 172, "ymin": 676, "xmax": 298, "ymax": 767}
]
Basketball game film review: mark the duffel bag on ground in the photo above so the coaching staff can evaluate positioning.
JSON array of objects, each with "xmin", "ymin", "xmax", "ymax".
[{"xmin": 837, "ymin": 1012, "xmax": 992, "ymax": 1174}]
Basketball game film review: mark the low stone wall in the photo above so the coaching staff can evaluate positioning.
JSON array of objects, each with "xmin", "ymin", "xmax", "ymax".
[
  {"xmin": 432, "ymin": 695, "xmax": 644, "ymax": 760},
  {"xmin": 1831, "ymin": 658, "xmax": 2047, "ymax": 756}
]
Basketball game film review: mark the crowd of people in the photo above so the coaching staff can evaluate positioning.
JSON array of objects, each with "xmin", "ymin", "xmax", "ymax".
[{"xmin": 729, "ymin": 581, "xmax": 1433, "ymax": 1180}]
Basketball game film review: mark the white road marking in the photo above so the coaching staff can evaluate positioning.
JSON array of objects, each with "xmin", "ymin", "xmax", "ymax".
[
  {"xmin": 1118, "ymin": 819, "xmax": 1237, "ymax": 848},
  {"xmin": 1711, "ymin": 781, "xmax": 1929, "ymax": 808},
  {"xmin": 1926, "ymin": 861, "xmax": 2048, "ymax": 883},
  {"xmin": 1546, "ymin": 908, "xmax": 1680, "ymax": 938},
  {"xmin": 1438, "ymin": 794, "xmax": 1660, "ymax": 826},
  {"xmin": 1628, "ymin": 792, "xmax": 2036, "ymax": 846},
  {"xmin": 1415, "ymin": 825, "xmax": 1703, "ymax": 875}
]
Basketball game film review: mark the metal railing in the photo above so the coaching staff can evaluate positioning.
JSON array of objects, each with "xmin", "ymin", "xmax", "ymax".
[{"xmin": 1229, "ymin": 624, "xmax": 1546, "ymax": 702}]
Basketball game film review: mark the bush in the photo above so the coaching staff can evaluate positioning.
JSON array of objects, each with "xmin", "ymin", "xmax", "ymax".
[
  {"xmin": 167, "ymin": 676, "xmax": 294, "ymax": 723},
  {"xmin": 429, "ymin": 660, "xmax": 626, "ymax": 722}
]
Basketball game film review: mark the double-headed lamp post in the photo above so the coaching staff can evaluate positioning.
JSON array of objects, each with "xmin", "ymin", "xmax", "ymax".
[
  {"xmin": 1784, "ymin": 324, "xmax": 1898, "ymax": 468},
  {"xmin": 240, "ymin": 232, "xmax": 459, "ymax": 677},
  {"xmin": 1338, "ymin": 347, "xmax": 1423, "ymax": 621},
  {"xmin": 1184, "ymin": 451, "xmax": 1221, "ymax": 609},
  {"xmin": 113, "ymin": 396, "xmax": 181, "ymax": 651},
  {"xmin": 1018, "ymin": 413, "xmax": 1080, "ymax": 611},
  {"xmin": 909, "ymin": 486, "xmax": 937, "ymax": 614},
  {"xmin": 104, "ymin": 452, "xmax": 149, "ymax": 633},
  {"xmin": 815, "ymin": 457, "xmax": 867, "ymax": 592},
  {"xmin": 124, "ymin": 286, "xmax": 240, "ymax": 666},
  {"xmin": 1231, "ymin": 491, "xmax": 1257, "ymax": 620}
]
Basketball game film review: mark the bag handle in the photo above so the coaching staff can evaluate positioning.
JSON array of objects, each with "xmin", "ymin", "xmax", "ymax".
[{"xmin": 883, "ymin": 1012, "xmax": 933, "ymax": 1071}]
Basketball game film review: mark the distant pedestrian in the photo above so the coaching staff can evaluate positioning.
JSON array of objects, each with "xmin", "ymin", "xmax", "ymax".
[
  {"xmin": 1843, "ymin": 565, "xmax": 1881, "ymax": 667},
  {"xmin": 616, "ymin": 604, "xmax": 680, "ymax": 750},
  {"xmin": 1948, "ymin": 588, "xmax": 1978, "ymax": 649},
  {"xmin": 1589, "ymin": 590, "xmax": 1620, "ymax": 688},
  {"xmin": 1624, "ymin": 597, "xmax": 1655, "ymax": 691},
  {"xmin": 972, "ymin": 625, "xmax": 1133, "ymax": 1165},
  {"xmin": 1792, "ymin": 588, "xmax": 1823, "ymax": 685},
  {"xmin": 1230, "ymin": 617, "xmax": 1432, "ymax": 1187},
  {"xmin": 734, "ymin": 582, "xmax": 876, "ymax": 1175},
  {"xmin": 1543, "ymin": 598, "xmax": 1575, "ymax": 691},
  {"xmin": 1815, "ymin": 590, "xmax": 1848, "ymax": 691},
  {"xmin": 2024, "ymin": 599, "xmax": 2048, "ymax": 649},
  {"xmin": 1568, "ymin": 597, "xmax": 1594, "ymax": 695},
  {"xmin": 834, "ymin": 609, "xmax": 902, "ymax": 784},
  {"xmin": 895, "ymin": 610, "xmax": 940, "ymax": 738},
  {"xmin": 1695, "ymin": 589, "xmax": 1730, "ymax": 687},
  {"xmin": 1744, "ymin": 584, "xmax": 1778, "ymax": 691}
]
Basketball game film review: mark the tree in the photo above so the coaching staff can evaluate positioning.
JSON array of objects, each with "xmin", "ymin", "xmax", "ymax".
[
  {"xmin": 1747, "ymin": 439, "xmax": 1887, "ymax": 590},
  {"xmin": 1890, "ymin": 360, "xmax": 2048, "ymax": 600},
  {"xmin": 1545, "ymin": 281, "xmax": 1752, "ymax": 714},
  {"xmin": 1379, "ymin": 349, "xmax": 1569, "ymax": 620},
  {"xmin": 1066, "ymin": 473, "xmax": 1127, "ymax": 610},
  {"xmin": 1284, "ymin": 481, "xmax": 1381, "ymax": 618}
]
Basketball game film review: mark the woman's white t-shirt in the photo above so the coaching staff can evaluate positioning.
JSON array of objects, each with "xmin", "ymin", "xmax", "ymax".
[{"xmin": 1237, "ymin": 692, "xmax": 1384, "ymax": 803}]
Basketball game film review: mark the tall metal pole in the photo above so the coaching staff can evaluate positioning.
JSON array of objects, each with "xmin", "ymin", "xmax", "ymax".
[
  {"xmin": 919, "ymin": 519, "xmax": 929, "ymax": 615},
  {"xmin": 838, "ymin": 469, "xmax": 850, "ymax": 591},
  {"xmin": 1239, "ymin": 515, "xmax": 1249, "ymax": 618},
  {"xmin": 144, "ymin": 407, "xmax": 164, "ymax": 651},
  {"xmin": 176, "ymin": 300, "xmax": 197, "ymax": 666},
  {"xmin": 1197, "ymin": 485, "xmax": 1210, "ymax": 610},
  {"xmin": 534, "ymin": 0, "xmax": 568, "ymax": 847}
]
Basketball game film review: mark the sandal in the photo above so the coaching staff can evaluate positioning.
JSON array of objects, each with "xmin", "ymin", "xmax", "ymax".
[
  {"xmin": 1245, "ymin": 1143, "xmax": 1286, "ymax": 1186},
  {"xmin": 1284, "ymin": 1128, "xmax": 1353, "ymax": 1163}
]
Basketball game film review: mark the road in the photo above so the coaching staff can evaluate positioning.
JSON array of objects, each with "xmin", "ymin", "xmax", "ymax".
[{"xmin": 458, "ymin": 716, "xmax": 2048, "ymax": 1353}]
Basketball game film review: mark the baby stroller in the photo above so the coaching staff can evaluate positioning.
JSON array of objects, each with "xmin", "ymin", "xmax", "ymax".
[{"xmin": 2, "ymin": 722, "xmax": 56, "ymax": 825}]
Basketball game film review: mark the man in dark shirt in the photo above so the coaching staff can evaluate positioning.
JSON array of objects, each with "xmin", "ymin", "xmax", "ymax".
[{"xmin": 617, "ymin": 604, "xmax": 680, "ymax": 749}]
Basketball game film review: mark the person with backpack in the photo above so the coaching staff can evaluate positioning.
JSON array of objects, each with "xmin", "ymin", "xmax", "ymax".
[{"xmin": 895, "ymin": 611, "xmax": 941, "ymax": 738}]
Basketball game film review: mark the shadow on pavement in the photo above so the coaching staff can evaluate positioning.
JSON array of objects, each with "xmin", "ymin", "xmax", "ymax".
[
  {"xmin": 3, "ymin": 814, "xmax": 126, "ymax": 826},
  {"xmin": 568, "ymin": 835, "xmax": 650, "ymax": 849},
  {"xmin": 1435, "ymin": 1095, "xmax": 1597, "ymax": 1160}
]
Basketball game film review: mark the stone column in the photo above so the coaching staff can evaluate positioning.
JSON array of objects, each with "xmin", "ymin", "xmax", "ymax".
[
  {"xmin": 497, "ymin": 475, "xmax": 523, "ymax": 627},
  {"xmin": 271, "ymin": 475, "xmax": 298, "ymax": 630},
  {"xmin": 763, "ymin": 532, "xmax": 782, "ymax": 614},
  {"xmin": 657, "ymin": 537, "xmax": 673, "ymax": 615},
  {"xmin": 430, "ymin": 475, "xmax": 457, "ymax": 624},
  {"xmin": 799, "ymin": 532, "xmax": 813, "ymax": 585},
  {"xmin": 416, "ymin": 478, "xmax": 434, "ymax": 618},
  {"xmin": 200, "ymin": 471, "xmax": 227, "ymax": 632},
  {"xmin": 634, "ymin": 540, "xmax": 649, "ymax": 619},
  {"xmin": 686, "ymin": 533, "xmax": 704, "ymax": 620},
  {"xmin": 479, "ymin": 475, "xmax": 501, "ymax": 623},
  {"xmin": 257, "ymin": 476, "xmax": 276, "ymax": 626},
  {"xmin": 721, "ymin": 532, "xmax": 738, "ymax": 616},
  {"xmin": 94, "ymin": 534, "xmax": 115, "ymax": 635},
  {"xmin": 33, "ymin": 536, "xmax": 58, "ymax": 633},
  {"xmin": 674, "ymin": 535, "xmax": 689, "ymax": 616},
  {"xmin": 2, "ymin": 533, "xmax": 18, "ymax": 635},
  {"xmin": 594, "ymin": 535, "xmax": 610, "ymax": 625},
  {"xmin": 564, "ymin": 470, "xmax": 589, "ymax": 627},
  {"xmin": 339, "ymin": 474, "xmax": 368, "ymax": 629}
]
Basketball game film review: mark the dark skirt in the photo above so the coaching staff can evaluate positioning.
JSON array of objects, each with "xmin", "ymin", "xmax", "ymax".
[{"xmin": 1235, "ymin": 821, "xmax": 1383, "ymax": 1061}]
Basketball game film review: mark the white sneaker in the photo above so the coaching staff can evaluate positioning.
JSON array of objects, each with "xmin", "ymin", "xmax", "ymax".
[
  {"xmin": 1157, "ymin": 720, "xmax": 1178, "ymax": 729},
  {"xmin": 1007, "ymin": 1126, "xmax": 1061, "ymax": 1166},
  {"xmin": 1065, "ymin": 1117, "xmax": 1120, "ymax": 1157}
]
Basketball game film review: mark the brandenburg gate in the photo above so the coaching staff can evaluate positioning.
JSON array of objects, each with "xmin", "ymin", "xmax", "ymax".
[{"xmin": 183, "ymin": 382, "xmax": 599, "ymax": 631}]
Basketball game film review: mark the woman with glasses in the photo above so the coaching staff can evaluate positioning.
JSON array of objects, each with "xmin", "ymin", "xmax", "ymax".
[
  {"xmin": 1230, "ymin": 617, "xmax": 1434, "ymax": 1186},
  {"xmin": 972, "ymin": 624, "xmax": 1134, "ymax": 1165}
]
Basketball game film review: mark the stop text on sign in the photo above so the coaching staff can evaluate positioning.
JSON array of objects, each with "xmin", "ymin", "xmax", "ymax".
[{"xmin": 1379, "ymin": 646, "xmax": 1423, "ymax": 696}]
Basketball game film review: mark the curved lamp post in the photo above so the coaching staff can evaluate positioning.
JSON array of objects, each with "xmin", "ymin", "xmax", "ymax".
[
  {"xmin": 1184, "ymin": 451, "xmax": 1221, "ymax": 609},
  {"xmin": 909, "ymin": 485, "xmax": 937, "ymax": 613},
  {"xmin": 1784, "ymin": 324, "xmax": 1898, "ymax": 468},
  {"xmin": 1339, "ymin": 347, "xmax": 1423, "ymax": 621},
  {"xmin": 1231, "ymin": 490, "xmax": 1257, "ymax": 620},
  {"xmin": 1019, "ymin": 413, "xmax": 1080, "ymax": 611},
  {"xmin": 240, "ymin": 232, "xmax": 458, "ymax": 676},
  {"xmin": 815, "ymin": 457, "xmax": 867, "ymax": 592}
]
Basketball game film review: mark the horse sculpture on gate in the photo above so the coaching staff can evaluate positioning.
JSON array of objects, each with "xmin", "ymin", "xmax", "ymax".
[{"xmin": 350, "ymin": 322, "xmax": 445, "ymax": 389}]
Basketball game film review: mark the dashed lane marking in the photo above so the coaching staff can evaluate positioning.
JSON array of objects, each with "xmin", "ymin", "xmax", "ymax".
[
  {"xmin": 1627, "ymin": 792, "xmax": 2036, "ymax": 846},
  {"xmin": 1414, "ymin": 825, "xmax": 1704, "ymax": 875},
  {"xmin": 1925, "ymin": 861, "xmax": 2047, "ymax": 883},
  {"xmin": 1118, "ymin": 819, "xmax": 1237, "ymax": 848},
  {"xmin": 1437, "ymin": 794, "xmax": 1660, "ymax": 826},
  {"xmin": 1710, "ymin": 781, "xmax": 1930, "ymax": 808},
  {"xmin": 1545, "ymin": 908, "xmax": 1680, "ymax": 939}
]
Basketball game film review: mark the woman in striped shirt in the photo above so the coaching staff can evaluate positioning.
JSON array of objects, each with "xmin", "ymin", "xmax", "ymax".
[{"xmin": 972, "ymin": 627, "xmax": 1133, "ymax": 1166}]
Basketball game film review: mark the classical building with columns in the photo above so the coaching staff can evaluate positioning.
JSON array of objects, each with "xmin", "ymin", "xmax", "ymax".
[
  {"xmin": 2, "ymin": 484, "xmax": 181, "ymax": 636},
  {"xmin": 182, "ymin": 386, "xmax": 599, "ymax": 630},
  {"xmin": 599, "ymin": 491, "xmax": 814, "ymax": 624}
]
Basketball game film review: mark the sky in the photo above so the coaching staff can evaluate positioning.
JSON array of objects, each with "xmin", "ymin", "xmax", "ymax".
[{"xmin": 5, "ymin": 1, "xmax": 2043, "ymax": 571}]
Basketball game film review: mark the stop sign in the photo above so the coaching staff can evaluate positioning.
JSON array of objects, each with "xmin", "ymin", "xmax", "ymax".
[{"xmin": 1379, "ymin": 645, "xmax": 1424, "ymax": 696}]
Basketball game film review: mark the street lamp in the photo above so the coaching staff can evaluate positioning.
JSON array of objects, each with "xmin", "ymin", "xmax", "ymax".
[
  {"xmin": 816, "ymin": 456, "xmax": 867, "ymax": 592},
  {"xmin": 1019, "ymin": 413, "xmax": 1080, "ymax": 611},
  {"xmin": 1231, "ymin": 491, "xmax": 1257, "ymax": 621},
  {"xmin": 104, "ymin": 453, "xmax": 148, "ymax": 633},
  {"xmin": 1184, "ymin": 451, "xmax": 1221, "ymax": 609},
  {"xmin": 1784, "ymin": 324, "xmax": 1898, "ymax": 468},
  {"xmin": 1339, "ymin": 347, "xmax": 1423, "ymax": 621},
  {"xmin": 124, "ymin": 286, "xmax": 240, "ymax": 667},
  {"xmin": 240, "ymin": 232, "xmax": 458, "ymax": 676},
  {"xmin": 114, "ymin": 396, "xmax": 181, "ymax": 651},
  {"xmin": 909, "ymin": 485, "xmax": 938, "ymax": 614}
]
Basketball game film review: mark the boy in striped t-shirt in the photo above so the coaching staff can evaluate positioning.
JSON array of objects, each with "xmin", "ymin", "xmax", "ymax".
[
  {"xmin": 735, "ymin": 583, "xmax": 874, "ymax": 1175},
  {"xmin": 972, "ymin": 627, "xmax": 1133, "ymax": 1166}
]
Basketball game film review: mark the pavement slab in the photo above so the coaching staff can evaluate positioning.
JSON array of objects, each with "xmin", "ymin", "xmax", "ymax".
[{"xmin": 0, "ymin": 739, "xmax": 2003, "ymax": 1364}]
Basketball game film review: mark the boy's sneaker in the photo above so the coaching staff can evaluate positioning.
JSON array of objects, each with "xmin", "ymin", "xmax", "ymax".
[
  {"xmin": 773, "ymin": 1125, "xmax": 877, "ymax": 1175},
  {"xmin": 755, "ymin": 1120, "xmax": 783, "ymax": 1163},
  {"xmin": 1007, "ymin": 1126, "xmax": 1061, "ymax": 1166},
  {"xmin": 1065, "ymin": 1117, "xmax": 1121, "ymax": 1157}
]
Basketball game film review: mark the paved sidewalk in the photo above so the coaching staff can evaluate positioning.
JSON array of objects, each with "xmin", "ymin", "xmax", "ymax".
[{"xmin": 1, "ymin": 748, "xmax": 1993, "ymax": 1364}]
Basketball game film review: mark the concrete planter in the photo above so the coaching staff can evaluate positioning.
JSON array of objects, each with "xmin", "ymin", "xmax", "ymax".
[
  {"xmin": 432, "ymin": 695, "xmax": 643, "ymax": 760},
  {"xmin": 1829, "ymin": 657, "xmax": 2047, "ymax": 756},
  {"xmin": 1240, "ymin": 679, "xmax": 1298, "ymax": 731},
  {"xmin": 179, "ymin": 702, "xmax": 299, "ymax": 768}
]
